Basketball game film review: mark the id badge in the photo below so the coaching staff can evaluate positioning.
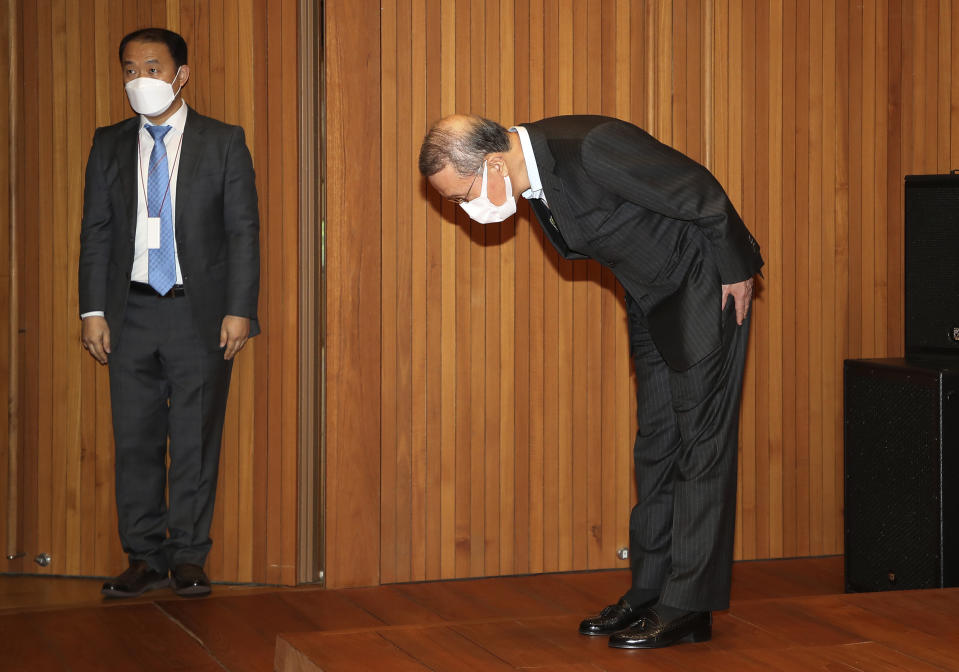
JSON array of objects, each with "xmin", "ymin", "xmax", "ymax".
[{"xmin": 147, "ymin": 217, "xmax": 161, "ymax": 249}]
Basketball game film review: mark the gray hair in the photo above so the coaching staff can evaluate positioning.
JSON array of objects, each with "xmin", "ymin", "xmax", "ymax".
[{"xmin": 418, "ymin": 115, "xmax": 511, "ymax": 177}]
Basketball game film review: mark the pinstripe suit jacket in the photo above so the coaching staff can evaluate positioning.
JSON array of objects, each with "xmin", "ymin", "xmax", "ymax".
[{"xmin": 523, "ymin": 116, "xmax": 764, "ymax": 370}]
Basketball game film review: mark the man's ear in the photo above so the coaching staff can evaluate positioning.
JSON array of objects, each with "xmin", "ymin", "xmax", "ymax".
[
  {"xmin": 487, "ymin": 154, "xmax": 508, "ymax": 176},
  {"xmin": 176, "ymin": 65, "xmax": 191, "ymax": 88}
]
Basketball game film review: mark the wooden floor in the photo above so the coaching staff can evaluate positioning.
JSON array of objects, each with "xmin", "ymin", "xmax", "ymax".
[{"xmin": 2, "ymin": 556, "xmax": 958, "ymax": 671}]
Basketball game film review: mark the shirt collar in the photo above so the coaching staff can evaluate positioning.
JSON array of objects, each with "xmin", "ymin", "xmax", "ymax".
[
  {"xmin": 509, "ymin": 125, "xmax": 545, "ymax": 201},
  {"xmin": 139, "ymin": 100, "xmax": 189, "ymax": 134}
]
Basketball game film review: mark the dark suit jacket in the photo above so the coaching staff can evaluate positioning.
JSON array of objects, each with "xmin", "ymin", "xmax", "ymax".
[
  {"xmin": 78, "ymin": 108, "xmax": 260, "ymax": 351},
  {"xmin": 523, "ymin": 116, "xmax": 763, "ymax": 370}
]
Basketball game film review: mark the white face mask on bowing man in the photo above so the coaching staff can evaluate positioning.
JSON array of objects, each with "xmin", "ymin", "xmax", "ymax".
[{"xmin": 460, "ymin": 161, "xmax": 517, "ymax": 224}]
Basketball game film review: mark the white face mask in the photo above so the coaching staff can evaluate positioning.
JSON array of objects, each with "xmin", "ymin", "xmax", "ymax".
[
  {"xmin": 460, "ymin": 161, "xmax": 517, "ymax": 224},
  {"xmin": 125, "ymin": 67, "xmax": 182, "ymax": 117}
]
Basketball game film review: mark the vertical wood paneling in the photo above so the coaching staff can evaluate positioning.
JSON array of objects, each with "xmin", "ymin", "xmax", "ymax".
[
  {"xmin": 328, "ymin": 0, "xmax": 959, "ymax": 587},
  {"xmin": 324, "ymin": 0, "xmax": 383, "ymax": 588},
  {"xmin": 1, "ymin": 0, "xmax": 299, "ymax": 584},
  {"xmin": 0, "ymin": 0, "xmax": 13, "ymax": 564},
  {"xmin": 6, "ymin": 0, "xmax": 959, "ymax": 590}
]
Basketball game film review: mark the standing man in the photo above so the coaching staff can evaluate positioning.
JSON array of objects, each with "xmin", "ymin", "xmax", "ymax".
[
  {"xmin": 419, "ymin": 115, "xmax": 763, "ymax": 649},
  {"xmin": 79, "ymin": 28, "xmax": 260, "ymax": 598}
]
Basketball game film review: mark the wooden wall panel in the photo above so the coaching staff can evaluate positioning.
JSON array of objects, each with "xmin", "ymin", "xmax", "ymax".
[
  {"xmin": 322, "ymin": 0, "xmax": 959, "ymax": 586},
  {"xmin": 1, "ymin": 0, "xmax": 14, "ymax": 563},
  {"xmin": 323, "ymin": 0, "xmax": 383, "ymax": 589},
  {"xmin": 0, "ymin": 0, "xmax": 299, "ymax": 585}
]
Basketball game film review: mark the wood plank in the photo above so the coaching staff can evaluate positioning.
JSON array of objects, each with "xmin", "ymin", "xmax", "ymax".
[
  {"xmin": 793, "ymin": 0, "xmax": 813, "ymax": 558},
  {"xmin": 249, "ymin": 0, "xmax": 270, "ymax": 585},
  {"xmin": 386, "ymin": 574, "xmax": 558, "ymax": 621},
  {"xmin": 380, "ymin": 626, "xmax": 517, "ymax": 671},
  {"xmin": 778, "ymin": 0, "xmax": 799, "ymax": 560},
  {"xmin": 263, "ymin": 0, "xmax": 284, "ymax": 588},
  {"xmin": 34, "ymin": 0, "xmax": 55, "ymax": 580},
  {"xmin": 324, "ymin": 0, "xmax": 382, "ymax": 587},
  {"xmin": 885, "ymin": 0, "xmax": 904, "ymax": 354},
  {"xmin": 212, "ymin": 0, "xmax": 239, "ymax": 583},
  {"xmin": 436, "ymin": 0, "xmax": 457, "ymax": 583},
  {"xmin": 451, "ymin": 617, "xmax": 590, "ymax": 669},
  {"xmin": 0, "ymin": 0, "xmax": 10, "ymax": 568},
  {"xmin": 0, "ymin": 613, "xmax": 65, "ymax": 669},
  {"xmin": 1, "ymin": 605, "xmax": 223, "ymax": 671},
  {"xmin": 158, "ymin": 590, "xmax": 387, "ymax": 672},
  {"xmin": 751, "ymin": 0, "xmax": 771, "ymax": 560},
  {"xmin": 336, "ymin": 584, "xmax": 451, "ymax": 626},
  {"xmin": 737, "ymin": 0, "xmax": 758, "ymax": 561},
  {"xmin": 467, "ymin": 0, "xmax": 486, "ymax": 582},
  {"xmin": 483, "ymin": 0, "xmax": 503, "ymax": 580},
  {"xmin": 277, "ymin": 631, "xmax": 430, "ymax": 672},
  {"xmin": 421, "ymin": 0, "xmax": 444, "ymax": 584},
  {"xmin": 736, "ymin": 642, "xmax": 945, "ymax": 671},
  {"xmin": 411, "ymin": 0, "xmax": 431, "ymax": 585},
  {"xmin": 380, "ymin": 0, "xmax": 399, "ymax": 587},
  {"xmin": 764, "ymin": 0, "xmax": 785, "ymax": 560},
  {"xmin": 274, "ymin": 636, "xmax": 323, "ymax": 672},
  {"xmin": 74, "ymin": 0, "xmax": 96, "ymax": 577},
  {"xmin": 396, "ymin": 0, "xmax": 416, "ymax": 586},
  {"xmin": 498, "ymin": 0, "xmax": 517, "ymax": 576},
  {"xmin": 60, "ymin": 0, "xmax": 81, "ymax": 579}
]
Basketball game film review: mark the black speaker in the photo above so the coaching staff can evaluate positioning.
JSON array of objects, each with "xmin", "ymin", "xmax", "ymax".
[
  {"xmin": 844, "ymin": 357, "xmax": 959, "ymax": 592},
  {"xmin": 904, "ymin": 174, "xmax": 959, "ymax": 357}
]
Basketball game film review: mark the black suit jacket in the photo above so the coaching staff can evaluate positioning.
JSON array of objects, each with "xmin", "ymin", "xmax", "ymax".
[
  {"xmin": 523, "ymin": 116, "xmax": 763, "ymax": 370},
  {"xmin": 78, "ymin": 108, "xmax": 260, "ymax": 351}
]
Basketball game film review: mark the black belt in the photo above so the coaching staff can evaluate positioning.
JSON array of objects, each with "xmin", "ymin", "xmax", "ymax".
[{"xmin": 130, "ymin": 281, "xmax": 186, "ymax": 298}]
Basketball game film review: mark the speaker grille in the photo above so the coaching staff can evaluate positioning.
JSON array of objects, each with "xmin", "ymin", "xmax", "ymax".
[
  {"xmin": 844, "ymin": 361, "xmax": 943, "ymax": 591},
  {"xmin": 905, "ymin": 175, "xmax": 959, "ymax": 356}
]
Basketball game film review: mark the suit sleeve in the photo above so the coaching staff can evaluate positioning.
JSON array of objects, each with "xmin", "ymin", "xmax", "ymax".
[
  {"xmin": 580, "ymin": 119, "xmax": 763, "ymax": 283},
  {"xmin": 78, "ymin": 128, "xmax": 113, "ymax": 316},
  {"xmin": 222, "ymin": 126, "xmax": 260, "ymax": 320}
]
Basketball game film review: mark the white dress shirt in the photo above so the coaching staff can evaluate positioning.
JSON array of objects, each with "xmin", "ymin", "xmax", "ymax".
[
  {"xmin": 132, "ymin": 102, "xmax": 188, "ymax": 285},
  {"xmin": 510, "ymin": 125, "xmax": 547, "ymax": 204}
]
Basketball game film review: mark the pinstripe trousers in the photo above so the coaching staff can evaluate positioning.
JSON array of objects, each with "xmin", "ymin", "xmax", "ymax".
[{"xmin": 623, "ymin": 290, "xmax": 751, "ymax": 612}]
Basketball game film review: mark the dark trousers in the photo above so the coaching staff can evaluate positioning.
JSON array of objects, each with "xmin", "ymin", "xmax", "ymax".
[
  {"xmin": 108, "ymin": 288, "xmax": 233, "ymax": 574},
  {"xmin": 623, "ymin": 292, "xmax": 750, "ymax": 612}
]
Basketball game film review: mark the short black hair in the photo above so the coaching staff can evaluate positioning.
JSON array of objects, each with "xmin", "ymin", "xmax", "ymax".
[
  {"xmin": 418, "ymin": 116, "xmax": 511, "ymax": 177},
  {"xmin": 118, "ymin": 28, "xmax": 188, "ymax": 68}
]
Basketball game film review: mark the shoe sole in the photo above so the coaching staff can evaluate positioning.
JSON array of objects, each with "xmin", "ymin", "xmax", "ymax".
[
  {"xmin": 101, "ymin": 578, "xmax": 171, "ymax": 599},
  {"xmin": 608, "ymin": 625, "xmax": 711, "ymax": 649},
  {"xmin": 174, "ymin": 584, "xmax": 212, "ymax": 598}
]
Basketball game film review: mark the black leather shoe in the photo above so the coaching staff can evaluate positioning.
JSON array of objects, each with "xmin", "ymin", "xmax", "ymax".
[
  {"xmin": 578, "ymin": 597, "xmax": 657, "ymax": 636},
  {"xmin": 172, "ymin": 563, "xmax": 212, "ymax": 597},
  {"xmin": 608, "ymin": 608, "xmax": 711, "ymax": 648},
  {"xmin": 101, "ymin": 560, "xmax": 169, "ymax": 598}
]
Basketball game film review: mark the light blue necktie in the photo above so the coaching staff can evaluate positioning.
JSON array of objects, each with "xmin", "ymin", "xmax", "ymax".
[{"xmin": 146, "ymin": 124, "xmax": 176, "ymax": 295}]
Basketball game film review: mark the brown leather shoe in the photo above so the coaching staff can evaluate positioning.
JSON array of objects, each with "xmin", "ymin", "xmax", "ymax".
[
  {"xmin": 172, "ymin": 563, "xmax": 212, "ymax": 597},
  {"xmin": 578, "ymin": 597, "xmax": 657, "ymax": 636},
  {"xmin": 101, "ymin": 560, "xmax": 169, "ymax": 598}
]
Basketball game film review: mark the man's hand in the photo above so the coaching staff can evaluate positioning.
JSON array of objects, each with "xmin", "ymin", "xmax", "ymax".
[
  {"xmin": 81, "ymin": 316, "xmax": 111, "ymax": 365},
  {"xmin": 220, "ymin": 315, "xmax": 251, "ymax": 360},
  {"xmin": 721, "ymin": 277, "xmax": 754, "ymax": 326}
]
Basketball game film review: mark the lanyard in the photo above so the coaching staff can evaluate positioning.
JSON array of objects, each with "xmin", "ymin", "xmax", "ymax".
[{"xmin": 137, "ymin": 128, "xmax": 185, "ymax": 217}]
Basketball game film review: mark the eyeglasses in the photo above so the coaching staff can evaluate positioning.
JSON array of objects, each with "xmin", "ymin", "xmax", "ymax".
[{"xmin": 449, "ymin": 165, "xmax": 483, "ymax": 205}]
